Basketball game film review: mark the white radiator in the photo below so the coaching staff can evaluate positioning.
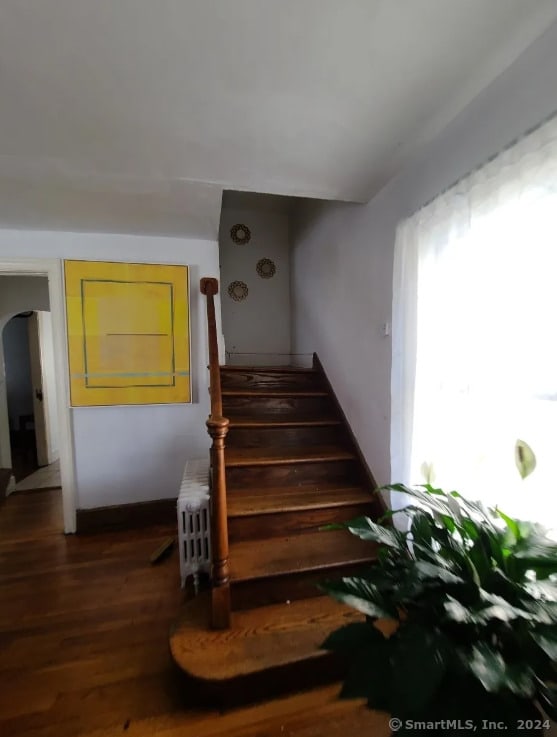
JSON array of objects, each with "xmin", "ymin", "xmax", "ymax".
[{"xmin": 177, "ymin": 458, "xmax": 212, "ymax": 591}]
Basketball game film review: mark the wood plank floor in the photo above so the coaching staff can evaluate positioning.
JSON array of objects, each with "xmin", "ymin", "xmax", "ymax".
[{"xmin": 0, "ymin": 487, "xmax": 390, "ymax": 737}]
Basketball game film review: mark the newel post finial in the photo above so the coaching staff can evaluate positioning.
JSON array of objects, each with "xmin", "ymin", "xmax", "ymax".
[{"xmin": 200, "ymin": 277, "xmax": 219, "ymax": 296}]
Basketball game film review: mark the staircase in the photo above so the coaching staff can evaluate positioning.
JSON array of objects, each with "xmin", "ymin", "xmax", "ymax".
[
  {"xmin": 221, "ymin": 363, "xmax": 383, "ymax": 611},
  {"xmin": 170, "ymin": 279, "xmax": 386, "ymax": 700}
]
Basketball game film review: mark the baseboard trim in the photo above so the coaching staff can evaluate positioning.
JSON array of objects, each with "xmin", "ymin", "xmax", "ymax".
[{"xmin": 76, "ymin": 497, "xmax": 176, "ymax": 534}]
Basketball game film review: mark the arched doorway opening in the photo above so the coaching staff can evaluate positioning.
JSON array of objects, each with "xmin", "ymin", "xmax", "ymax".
[
  {"xmin": 1, "ymin": 310, "xmax": 60, "ymax": 490},
  {"xmin": 0, "ymin": 263, "xmax": 75, "ymax": 533}
]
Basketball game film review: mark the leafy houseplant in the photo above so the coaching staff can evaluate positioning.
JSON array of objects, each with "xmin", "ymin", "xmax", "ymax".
[{"xmin": 320, "ymin": 450, "xmax": 557, "ymax": 735}]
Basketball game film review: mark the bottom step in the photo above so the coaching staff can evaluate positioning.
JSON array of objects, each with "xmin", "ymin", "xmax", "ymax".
[{"xmin": 170, "ymin": 593, "xmax": 397, "ymax": 696}]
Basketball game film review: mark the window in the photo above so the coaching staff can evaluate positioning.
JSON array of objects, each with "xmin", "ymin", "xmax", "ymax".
[{"xmin": 391, "ymin": 114, "xmax": 557, "ymax": 531}]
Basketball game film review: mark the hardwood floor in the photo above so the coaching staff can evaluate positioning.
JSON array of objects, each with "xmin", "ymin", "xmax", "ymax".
[{"xmin": 0, "ymin": 487, "xmax": 390, "ymax": 736}]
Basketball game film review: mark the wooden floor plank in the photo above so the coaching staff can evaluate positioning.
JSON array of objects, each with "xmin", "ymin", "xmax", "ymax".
[{"xmin": 0, "ymin": 487, "xmax": 389, "ymax": 737}]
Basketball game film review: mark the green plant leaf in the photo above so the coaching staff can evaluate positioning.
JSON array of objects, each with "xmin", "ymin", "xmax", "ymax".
[
  {"xmin": 486, "ymin": 568, "xmax": 535, "ymax": 607},
  {"xmin": 497, "ymin": 520, "xmax": 557, "ymax": 581},
  {"xmin": 468, "ymin": 643, "xmax": 507, "ymax": 691},
  {"xmin": 444, "ymin": 492, "xmax": 463, "ymax": 523},
  {"xmin": 442, "ymin": 592, "xmax": 531, "ymax": 625},
  {"xmin": 478, "ymin": 591, "xmax": 535, "ymax": 623},
  {"xmin": 440, "ymin": 514, "xmax": 457, "ymax": 533},
  {"xmin": 531, "ymin": 628, "xmax": 557, "ymax": 660},
  {"xmin": 503, "ymin": 664, "xmax": 536, "ymax": 697},
  {"xmin": 465, "ymin": 556, "xmax": 482, "ymax": 588},
  {"xmin": 515, "ymin": 439, "xmax": 537, "ymax": 480},
  {"xmin": 443, "ymin": 595, "xmax": 474, "ymax": 623},
  {"xmin": 325, "ymin": 516, "xmax": 405, "ymax": 550},
  {"xmin": 383, "ymin": 484, "xmax": 459, "ymax": 520},
  {"xmin": 495, "ymin": 507, "xmax": 520, "ymax": 542},
  {"xmin": 449, "ymin": 491, "xmax": 496, "ymax": 528},
  {"xmin": 518, "ymin": 598, "xmax": 557, "ymax": 625},
  {"xmin": 413, "ymin": 560, "xmax": 464, "ymax": 585},
  {"xmin": 421, "ymin": 483, "xmax": 446, "ymax": 496},
  {"xmin": 524, "ymin": 580, "xmax": 557, "ymax": 601},
  {"xmin": 482, "ymin": 527, "xmax": 509, "ymax": 571},
  {"xmin": 460, "ymin": 516, "xmax": 480, "ymax": 541},
  {"xmin": 322, "ymin": 480, "xmax": 557, "ymax": 717},
  {"xmin": 390, "ymin": 624, "xmax": 450, "ymax": 715},
  {"xmin": 345, "ymin": 517, "xmax": 405, "ymax": 548},
  {"xmin": 319, "ymin": 577, "xmax": 395, "ymax": 619},
  {"xmin": 467, "ymin": 536, "xmax": 492, "ymax": 585},
  {"xmin": 410, "ymin": 511, "xmax": 433, "ymax": 544},
  {"xmin": 467, "ymin": 643, "xmax": 535, "ymax": 696},
  {"xmin": 536, "ymin": 679, "xmax": 557, "ymax": 721}
]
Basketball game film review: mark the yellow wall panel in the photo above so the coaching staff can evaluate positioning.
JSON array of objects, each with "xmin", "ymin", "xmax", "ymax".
[{"xmin": 64, "ymin": 261, "xmax": 190, "ymax": 406}]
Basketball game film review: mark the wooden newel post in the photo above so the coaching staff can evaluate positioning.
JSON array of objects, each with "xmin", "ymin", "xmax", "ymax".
[
  {"xmin": 200, "ymin": 277, "xmax": 232, "ymax": 629},
  {"xmin": 207, "ymin": 415, "xmax": 231, "ymax": 629}
]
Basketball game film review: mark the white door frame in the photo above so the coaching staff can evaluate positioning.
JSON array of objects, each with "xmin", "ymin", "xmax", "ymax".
[
  {"xmin": 0, "ymin": 259, "xmax": 76, "ymax": 533},
  {"xmin": 28, "ymin": 311, "xmax": 50, "ymax": 467}
]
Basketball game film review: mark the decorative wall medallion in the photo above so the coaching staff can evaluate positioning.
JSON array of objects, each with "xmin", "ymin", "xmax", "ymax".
[
  {"xmin": 230, "ymin": 223, "xmax": 251, "ymax": 245},
  {"xmin": 256, "ymin": 258, "xmax": 276, "ymax": 279},
  {"xmin": 228, "ymin": 280, "xmax": 249, "ymax": 301}
]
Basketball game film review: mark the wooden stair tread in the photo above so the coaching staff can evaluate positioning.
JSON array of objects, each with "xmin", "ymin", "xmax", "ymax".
[
  {"xmin": 228, "ymin": 416, "xmax": 341, "ymax": 428},
  {"xmin": 229, "ymin": 528, "xmax": 376, "ymax": 582},
  {"xmin": 170, "ymin": 593, "xmax": 364, "ymax": 681},
  {"xmin": 228, "ymin": 484, "xmax": 373, "ymax": 517},
  {"xmin": 225, "ymin": 445, "xmax": 356, "ymax": 467},
  {"xmin": 221, "ymin": 366, "xmax": 317, "ymax": 373},
  {"xmin": 222, "ymin": 389, "xmax": 328, "ymax": 397}
]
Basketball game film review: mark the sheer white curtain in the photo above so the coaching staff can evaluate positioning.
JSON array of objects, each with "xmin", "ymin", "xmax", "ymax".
[{"xmin": 391, "ymin": 113, "xmax": 557, "ymax": 529}]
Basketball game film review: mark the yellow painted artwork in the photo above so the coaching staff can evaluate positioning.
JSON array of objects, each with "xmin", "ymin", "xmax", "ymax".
[{"xmin": 64, "ymin": 260, "xmax": 190, "ymax": 406}]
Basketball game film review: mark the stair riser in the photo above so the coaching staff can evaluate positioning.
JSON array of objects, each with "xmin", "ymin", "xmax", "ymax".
[
  {"xmin": 190, "ymin": 651, "xmax": 349, "ymax": 710},
  {"xmin": 226, "ymin": 425, "xmax": 347, "ymax": 449},
  {"xmin": 223, "ymin": 395, "xmax": 335, "ymax": 418},
  {"xmin": 221, "ymin": 370, "xmax": 324, "ymax": 391},
  {"xmin": 228, "ymin": 503, "xmax": 375, "ymax": 542},
  {"xmin": 230, "ymin": 561, "xmax": 376, "ymax": 611},
  {"xmin": 226, "ymin": 459, "xmax": 360, "ymax": 490}
]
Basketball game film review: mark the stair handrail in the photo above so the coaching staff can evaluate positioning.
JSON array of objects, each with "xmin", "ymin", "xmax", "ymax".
[{"xmin": 200, "ymin": 277, "xmax": 231, "ymax": 629}]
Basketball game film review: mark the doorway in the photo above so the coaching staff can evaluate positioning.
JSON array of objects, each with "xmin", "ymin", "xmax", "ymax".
[
  {"xmin": 0, "ymin": 261, "xmax": 76, "ymax": 532},
  {"xmin": 2, "ymin": 311, "xmax": 60, "ymax": 488}
]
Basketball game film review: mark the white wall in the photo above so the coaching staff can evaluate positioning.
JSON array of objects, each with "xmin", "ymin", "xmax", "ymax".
[
  {"xmin": 219, "ymin": 203, "xmax": 291, "ymax": 364},
  {"xmin": 0, "ymin": 276, "xmax": 50, "ymax": 316},
  {"xmin": 0, "ymin": 276, "xmax": 50, "ymax": 468},
  {"xmin": 0, "ymin": 231, "xmax": 220, "ymax": 508},
  {"xmin": 291, "ymin": 20, "xmax": 557, "ymax": 486}
]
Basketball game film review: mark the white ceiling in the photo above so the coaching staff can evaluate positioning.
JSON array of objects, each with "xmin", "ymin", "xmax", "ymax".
[{"xmin": 1, "ymin": 1, "xmax": 557, "ymax": 236}]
